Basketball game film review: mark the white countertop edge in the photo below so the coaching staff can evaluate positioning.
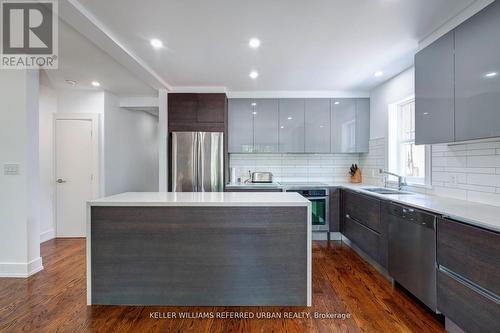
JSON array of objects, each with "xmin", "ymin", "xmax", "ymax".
[{"xmin": 88, "ymin": 201, "xmax": 311, "ymax": 207}]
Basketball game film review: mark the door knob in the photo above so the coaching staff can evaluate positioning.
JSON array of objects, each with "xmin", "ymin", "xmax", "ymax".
[{"xmin": 56, "ymin": 179, "xmax": 67, "ymax": 183}]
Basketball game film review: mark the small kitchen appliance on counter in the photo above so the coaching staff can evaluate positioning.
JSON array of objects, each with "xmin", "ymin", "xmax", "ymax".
[{"xmin": 251, "ymin": 172, "xmax": 273, "ymax": 183}]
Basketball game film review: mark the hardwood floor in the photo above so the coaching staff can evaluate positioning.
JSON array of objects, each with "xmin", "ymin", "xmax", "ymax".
[{"xmin": 0, "ymin": 239, "xmax": 445, "ymax": 333}]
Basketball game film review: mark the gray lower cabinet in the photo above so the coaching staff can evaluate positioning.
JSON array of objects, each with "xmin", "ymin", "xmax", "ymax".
[
  {"xmin": 329, "ymin": 187, "xmax": 341, "ymax": 232},
  {"xmin": 228, "ymin": 99, "xmax": 253, "ymax": 153},
  {"xmin": 415, "ymin": 31, "xmax": 455, "ymax": 145},
  {"xmin": 253, "ymin": 99, "xmax": 279, "ymax": 152},
  {"xmin": 455, "ymin": 1, "xmax": 500, "ymax": 141},
  {"xmin": 305, "ymin": 99, "xmax": 330, "ymax": 153},
  {"xmin": 279, "ymin": 99, "xmax": 305, "ymax": 153},
  {"xmin": 437, "ymin": 218, "xmax": 500, "ymax": 333},
  {"xmin": 341, "ymin": 190, "xmax": 386, "ymax": 268}
]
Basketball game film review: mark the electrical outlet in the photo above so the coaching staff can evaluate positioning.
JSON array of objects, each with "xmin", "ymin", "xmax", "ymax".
[
  {"xmin": 450, "ymin": 175, "xmax": 458, "ymax": 185},
  {"xmin": 4, "ymin": 164, "xmax": 20, "ymax": 175}
]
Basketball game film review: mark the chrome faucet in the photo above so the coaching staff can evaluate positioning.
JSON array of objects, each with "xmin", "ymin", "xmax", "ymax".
[{"xmin": 379, "ymin": 169, "xmax": 407, "ymax": 190}]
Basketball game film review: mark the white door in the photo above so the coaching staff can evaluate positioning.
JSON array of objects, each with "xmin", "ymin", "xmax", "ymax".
[{"xmin": 55, "ymin": 119, "xmax": 93, "ymax": 237}]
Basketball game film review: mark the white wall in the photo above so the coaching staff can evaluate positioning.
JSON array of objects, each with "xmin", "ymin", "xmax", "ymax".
[
  {"xmin": 369, "ymin": 67, "xmax": 414, "ymax": 139},
  {"xmin": 57, "ymin": 89, "xmax": 104, "ymax": 114},
  {"xmin": 104, "ymin": 92, "xmax": 159, "ymax": 196},
  {"xmin": 0, "ymin": 69, "xmax": 43, "ymax": 277},
  {"xmin": 38, "ymin": 72, "xmax": 57, "ymax": 242}
]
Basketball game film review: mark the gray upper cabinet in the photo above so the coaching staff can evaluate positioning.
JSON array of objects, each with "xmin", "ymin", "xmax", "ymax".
[
  {"xmin": 253, "ymin": 99, "xmax": 279, "ymax": 152},
  {"xmin": 305, "ymin": 99, "xmax": 331, "ymax": 153},
  {"xmin": 414, "ymin": 1, "xmax": 500, "ymax": 144},
  {"xmin": 228, "ymin": 99, "xmax": 253, "ymax": 153},
  {"xmin": 356, "ymin": 98, "xmax": 370, "ymax": 153},
  {"xmin": 455, "ymin": 1, "xmax": 500, "ymax": 141},
  {"xmin": 331, "ymin": 99, "xmax": 356, "ymax": 153},
  {"xmin": 279, "ymin": 99, "xmax": 305, "ymax": 153},
  {"xmin": 415, "ymin": 31, "xmax": 455, "ymax": 145},
  {"xmin": 229, "ymin": 97, "xmax": 369, "ymax": 154}
]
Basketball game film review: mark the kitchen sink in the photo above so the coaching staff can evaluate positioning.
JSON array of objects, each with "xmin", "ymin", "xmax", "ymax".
[{"xmin": 363, "ymin": 187, "xmax": 413, "ymax": 195}]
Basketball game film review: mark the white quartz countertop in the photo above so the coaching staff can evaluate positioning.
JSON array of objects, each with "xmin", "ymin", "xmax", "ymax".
[
  {"xmin": 226, "ymin": 181, "xmax": 500, "ymax": 232},
  {"xmin": 89, "ymin": 191, "xmax": 311, "ymax": 207},
  {"xmin": 336, "ymin": 183, "xmax": 500, "ymax": 233}
]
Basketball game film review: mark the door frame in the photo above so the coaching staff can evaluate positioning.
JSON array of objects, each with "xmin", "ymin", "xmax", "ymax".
[{"xmin": 53, "ymin": 113, "xmax": 101, "ymax": 236}]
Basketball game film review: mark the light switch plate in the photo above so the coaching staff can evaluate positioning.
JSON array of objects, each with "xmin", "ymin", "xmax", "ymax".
[{"xmin": 4, "ymin": 164, "xmax": 20, "ymax": 175}]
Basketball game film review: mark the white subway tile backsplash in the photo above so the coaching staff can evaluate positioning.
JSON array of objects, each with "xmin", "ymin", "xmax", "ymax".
[
  {"xmin": 466, "ymin": 149, "xmax": 496, "ymax": 156},
  {"xmin": 466, "ymin": 191, "xmax": 500, "ymax": 206},
  {"xmin": 467, "ymin": 155, "xmax": 500, "ymax": 168},
  {"xmin": 229, "ymin": 153, "xmax": 359, "ymax": 182},
  {"xmin": 359, "ymin": 138, "xmax": 500, "ymax": 207},
  {"xmin": 467, "ymin": 173, "xmax": 500, "ymax": 187}
]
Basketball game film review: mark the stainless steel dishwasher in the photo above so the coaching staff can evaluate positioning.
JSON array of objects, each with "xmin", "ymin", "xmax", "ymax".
[{"xmin": 386, "ymin": 202, "xmax": 438, "ymax": 312}]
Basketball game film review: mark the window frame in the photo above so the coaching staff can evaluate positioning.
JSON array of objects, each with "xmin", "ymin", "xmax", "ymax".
[{"xmin": 387, "ymin": 96, "xmax": 432, "ymax": 188}]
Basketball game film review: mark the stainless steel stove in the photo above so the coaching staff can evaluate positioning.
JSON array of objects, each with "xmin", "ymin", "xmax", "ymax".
[{"xmin": 281, "ymin": 182, "xmax": 330, "ymax": 232}]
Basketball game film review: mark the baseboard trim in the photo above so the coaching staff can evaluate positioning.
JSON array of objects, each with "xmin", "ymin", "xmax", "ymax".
[
  {"xmin": 40, "ymin": 229, "xmax": 55, "ymax": 243},
  {"xmin": 329, "ymin": 232, "xmax": 342, "ymax": 240},
  {"xmin": 341, "ymin": 235, "xmax": 392, "ymax": 281},
  {"xmin": 0, "ymin": 257, "xmax": 44, "ymax": 278}
]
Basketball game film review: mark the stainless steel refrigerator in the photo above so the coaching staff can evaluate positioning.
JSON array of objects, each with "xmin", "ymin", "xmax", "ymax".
[{"xmin": 171, "ymin": 132, "xmax": 224, "ymax": 192}]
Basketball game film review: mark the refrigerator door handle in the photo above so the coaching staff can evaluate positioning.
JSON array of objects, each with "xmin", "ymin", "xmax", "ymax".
[
  {"xmin": 196, "ymin": 132, "xmax": 203, "ymax": 192},
  {"xmin": 193, "ymin": 134, "xmax": 199, "ymax": 192}
]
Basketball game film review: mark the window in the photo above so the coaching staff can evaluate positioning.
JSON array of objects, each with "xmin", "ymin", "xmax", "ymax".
[{"xmin": 388, "ymin": 98, "xmax": 430, "ymax": 186}]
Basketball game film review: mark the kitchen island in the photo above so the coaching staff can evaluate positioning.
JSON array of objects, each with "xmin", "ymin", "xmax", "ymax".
[{"xmin": 87, "ymin": 192, "xmax": 311, "ymax": 306}]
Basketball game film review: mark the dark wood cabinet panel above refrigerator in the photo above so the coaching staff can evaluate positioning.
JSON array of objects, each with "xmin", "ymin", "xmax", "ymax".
[{"xmin": 168, "ymin": 93, "xmax": 227, "ymax": 132}]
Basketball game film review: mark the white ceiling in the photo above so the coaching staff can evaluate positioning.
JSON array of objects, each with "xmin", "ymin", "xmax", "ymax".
[
  {"xmin": 44, "ymin": 18, "xmax": 157, "ymax": 96},
  {"xmin": 74, "ymin": 0, "xmax": 478, "ymax": 92}
]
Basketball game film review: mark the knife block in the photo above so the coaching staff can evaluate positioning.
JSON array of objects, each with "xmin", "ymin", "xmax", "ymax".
[{"xmin": 350, "ymin": 169, "xmax": 362, "ymax": 183}]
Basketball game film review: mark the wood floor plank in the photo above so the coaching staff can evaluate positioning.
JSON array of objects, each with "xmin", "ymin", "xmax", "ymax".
[{"xmin": 0, "ymin": 239, "xmax": 445, "ymax": 333}]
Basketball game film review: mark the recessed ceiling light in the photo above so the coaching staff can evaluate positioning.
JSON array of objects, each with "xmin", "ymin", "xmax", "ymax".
[
  {"xmin": 251, "ymin": 102, "xmax": 257, "ymax": 106},
  {"xmin": 252, "ymin": 111, "xmax": 257, "ymax": 115},
  {"xmin": 65, "ymin": 79, "xmax": 77, "ymax": 86},
  {"xmin": 150, "ymin": 38, "xmax": 163, "ymax": 49},
  {"xmin": 249, "ymin": 71, "xmax": 259, "ymax": 79},
  {"xmin": 334, "ymin": 101, "xmax": 340, "ymax": 105},
  {"xmin": 91, "ymin": 81, "xmax": 101, "ymax": 87},
  {"xmin": 485, "ymin": 72, "xmax": 498, "ymax": 78},
  {"xmin": 287, "ymin": 116, "xmax": 293, "ymax": 120},
  {"xmin": 374, "ymin": 71, "xmax": 384, "ymax": 77},
  {"xmin": 249, "ymin": 38, "xmax": 261, "ymax": 49},
  {"xmin": 280, "ymin": 126, "xmax": 284, "ymax": 129}
]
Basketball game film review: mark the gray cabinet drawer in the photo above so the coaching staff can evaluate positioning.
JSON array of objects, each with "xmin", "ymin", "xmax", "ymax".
[
  {"xmin": 344, "ymin": 191, "xmax": 381, "ymax": 233},
  {"xmin": 343, "ymin": 215, "xmax": 381, "ymax": 264},
  {"xmin": 437, "ymin": 218, "xmax": 500, "ymax": 296},
  {"xmin": 438, "ymin": 269, "xmax": 500, "ymax": 333}
]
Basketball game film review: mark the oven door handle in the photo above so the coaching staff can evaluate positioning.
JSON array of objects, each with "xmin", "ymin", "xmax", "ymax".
[{"xmin": 306, "ymin": 196, "xmax": 328, "ymax": 200}]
